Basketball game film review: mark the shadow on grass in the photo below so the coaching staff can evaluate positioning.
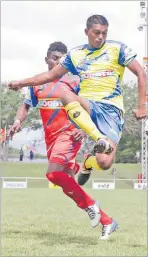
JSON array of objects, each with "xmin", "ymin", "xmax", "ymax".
[
  {"xmin": 127, "ymin": 244, "xmax": 147, "ymax": 249},
  {"xmin": 3, "ymin": 229, "xmax": 98, "ymax": 246}
]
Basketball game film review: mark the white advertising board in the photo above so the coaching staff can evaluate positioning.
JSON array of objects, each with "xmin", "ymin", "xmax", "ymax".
[
  {"xmin": 3, "ymin": 181, "xmax": 27, "ymax": 189},
  {"xmin": 134, "ymin": 183, "xmax": 147, "ymax": 190},
  {"xmin": 92, "ymin": 181, "xmax": 115, "ymax": 190}
]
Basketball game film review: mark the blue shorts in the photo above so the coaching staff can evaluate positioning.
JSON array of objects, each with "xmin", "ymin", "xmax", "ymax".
[{"xmin": 88, "ymin": 101, "xmax": 124, "ymax": 144}]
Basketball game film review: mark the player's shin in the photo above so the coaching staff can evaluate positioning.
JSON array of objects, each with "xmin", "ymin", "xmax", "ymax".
[
  {"xmin": 46, "ymin": 171, "xmax": 100, "ymax": 227},
  {"xmin": 65, "ymin": 101, "xmax": 103, "ymax": 142},
  {"xmin": 46, "ymin": 171, "xmax": 94, "ymax": 208},
  {"xmin": 77, "ymin": 155, "xmax": 102, "ymax": 186}
]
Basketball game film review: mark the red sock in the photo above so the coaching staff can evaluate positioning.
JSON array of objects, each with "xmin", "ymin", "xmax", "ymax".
[
  {"xmin": 46, "ymin": 171, "xmax": 95, "ymax": 209},
  {"xmin": 100, "ymin": 209, "xmax": 112, "ymax": 225}
]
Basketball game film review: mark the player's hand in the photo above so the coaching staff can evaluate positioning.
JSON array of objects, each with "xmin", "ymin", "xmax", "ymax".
[
  {"xmin": 8, "ymin": 81, "xmax": 23, "ymax": 91},
  {"xmin": 133, "ymin": 107, "xmax": 147, "ymax": 120},
  {"xmin": 7, "ymin": 120, "xmax": 21, "ymax": 139},
  {"xmin": 72, "ymin": 128, "xmax": 86, "ymax": 141}
]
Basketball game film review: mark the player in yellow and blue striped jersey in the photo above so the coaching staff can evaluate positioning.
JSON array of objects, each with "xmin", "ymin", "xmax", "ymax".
[
  {"xmin": 8, "ymin": 14, "xmax": 147, "ymax": 191},
  {"xmin": 8, "ymin": 14, "xmax": 147, "ymax": 240}
]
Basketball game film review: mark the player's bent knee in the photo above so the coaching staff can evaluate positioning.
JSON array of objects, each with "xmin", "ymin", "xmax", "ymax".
[
  {"xmin": 98, "ymin": 160, "xmax": 112, "ymax": 170},
  {"xmin": 46, "ymin": 171, "xmax": 55, "ymax": 183},
  {"xmin": 47, "ymin": 162, "xmax": 64, "ymax": 173},
  {"xmin": 46, "ymin": 162, "xmax": 75, "ymax": 178},
  {"xmin": 96, "ymin": 155, "xmax": 113, "ymax": 170}
]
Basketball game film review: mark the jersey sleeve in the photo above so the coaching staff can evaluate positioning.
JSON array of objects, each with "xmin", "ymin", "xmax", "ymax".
[
  {"xmin": 23, "ymin": 87, "xmax": 38, "ymax": 107},
  {"xmin": 60, "ymin": 52, "xmax": 78, "ymax": 75},
  {"xmin": 23, "ymin": 87, "xmax": 32, "ymax": 106},
  {"xmin": 118, "ymin": 44, "xmax": 137, "ymax": 67}
]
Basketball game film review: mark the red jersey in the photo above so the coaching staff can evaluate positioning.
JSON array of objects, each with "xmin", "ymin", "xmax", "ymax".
[{"xmin": 24, "ymin": 75, "xmax": 80, "ymax": 142}]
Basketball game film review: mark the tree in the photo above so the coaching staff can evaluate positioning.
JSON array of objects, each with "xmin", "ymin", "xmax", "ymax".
[
  {"xmin": 116, "ymin": 82, "xmax": 142, "ymax": 162},
  {"xmin": 0, "ymin": 83, "xmax": 42, "ymax": 129},
  {"xmin": 0, "ymin": 83, "xmax": 42, "ymax": 160},
  {"xmin": 123, "ymin": 82, "xmax": 141, "ymax": 137}
]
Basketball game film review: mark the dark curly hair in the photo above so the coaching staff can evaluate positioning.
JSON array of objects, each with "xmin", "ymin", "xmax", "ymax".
[{"xmin": 47, "ymin": 41, "xmax": 67, "ymax": 56}]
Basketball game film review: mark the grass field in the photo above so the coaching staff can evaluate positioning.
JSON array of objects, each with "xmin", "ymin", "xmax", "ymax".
[
  {"xmin": 0, "ymin": 162, "xmax": 143, "ymax": 189},
  {"xmin": 0, "ymin": 162, "xmax": 147, "ymax": 256}
]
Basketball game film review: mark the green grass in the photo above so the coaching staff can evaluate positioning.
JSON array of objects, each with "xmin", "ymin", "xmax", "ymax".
[
  {"xmin": 1, "ymin": 163, "xmax": 147, "ymax": 256},
  {"xmin": 0, "ymin": 162, "xmax": 47, "ymax": 177},
  {"xmin": 1, "ymin": 189, "xmax": 147, "ymax": 256},
  {"xmin": 0, "ymin": 162, "xmax": 142, "ymax": 189},
  {"xmin": 0, "ymin": 162, "xmax": 141, "ymax": 177}
]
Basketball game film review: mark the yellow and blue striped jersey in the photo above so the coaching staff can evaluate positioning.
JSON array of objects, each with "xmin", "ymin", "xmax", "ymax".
[{"xmin": 60, "ymin": 40, "xmax": 137, "ymax": 111}]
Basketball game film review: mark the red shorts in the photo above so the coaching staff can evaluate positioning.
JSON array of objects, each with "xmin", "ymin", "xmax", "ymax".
[{"xmin": 46, "ymin": 129, "xmax": 81, "ymax": 174}]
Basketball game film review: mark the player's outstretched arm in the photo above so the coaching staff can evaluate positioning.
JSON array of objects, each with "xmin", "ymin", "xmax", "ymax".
[
  {"xmin": 8, "ymin": 103, "xmax": 30, "ymax": 139},
  {"xmin": 8, "ymin": 64, "xmax": 68, "ymax": 91},
  {"xmin": 128, "ymin": 59, "xmax": 147, "ymax": 120}
]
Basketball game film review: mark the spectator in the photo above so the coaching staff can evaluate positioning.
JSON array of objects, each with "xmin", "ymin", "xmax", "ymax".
[
  {"xmin": 111, "ymin": 168, "xmax": 116, "ymax": 176},
  {"xmin": 19, "ymin": 148, "xmax": 24, "ymax": 162},
  {"xmin": 29, "ymin": 150, "xmax": 34, "ymax": 161}
]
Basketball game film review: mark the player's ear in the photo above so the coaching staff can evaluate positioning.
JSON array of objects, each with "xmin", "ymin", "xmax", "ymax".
[
  {"xmin": 45, "ymin": 57, "xmax": 48, "ymax": 64},
  {"xmin": 85, "ymin": 28, "xmax": 88, "ymax": 36}
]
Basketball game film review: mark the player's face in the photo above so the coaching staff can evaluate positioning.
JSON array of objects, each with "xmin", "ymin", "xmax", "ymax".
[
  {"xmin": 45, "ymin": 51, "xmax": 64, "ymax": 71},
  {"xmin": 85, "ymin": 24, "xmax": 108, "ymax": 49}
]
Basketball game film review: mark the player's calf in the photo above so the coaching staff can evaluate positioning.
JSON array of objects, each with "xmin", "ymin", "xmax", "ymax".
[
  {"xmin": 78, "ymin": 153, "xmax": 114, "ymax": 186},
  {"xmin": 77, "ymin": 154, "xmax": 92, "ymax": 186},
  {"xmin": 95, "ymin": 153, "xmax": 114, "ymax": 170}
]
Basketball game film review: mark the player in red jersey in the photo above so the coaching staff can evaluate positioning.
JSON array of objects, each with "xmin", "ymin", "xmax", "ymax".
[{"xmin": 8, "ymin": 42, "xmax": 117, "ymax": 240}]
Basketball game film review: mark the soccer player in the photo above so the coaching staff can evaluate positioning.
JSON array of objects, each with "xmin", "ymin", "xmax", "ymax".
[
  {"xmin": 8, "ymin": 15, "xmax": 147, "ymax": 183},
  {"xmin": 8, "ymin": 41, "xmax": 117, "ymax": 240}
]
